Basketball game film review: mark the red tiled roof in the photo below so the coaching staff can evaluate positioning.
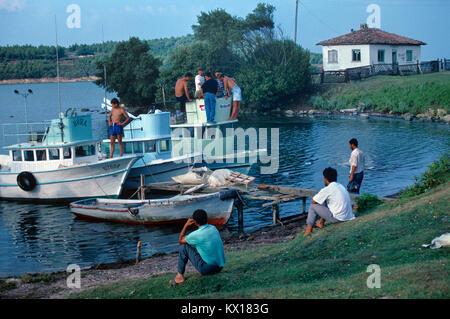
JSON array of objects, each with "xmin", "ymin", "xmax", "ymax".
[{"xmin": 317, "ymin": 27, "xmax": 426, "ymax": 46}]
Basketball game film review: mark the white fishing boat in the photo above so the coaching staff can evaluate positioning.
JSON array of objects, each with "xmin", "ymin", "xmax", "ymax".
[
  {"xmin": 170, "ymin": 98, "xmax": 260, "ymax": 174},
  {"xmin": 99, "ymin": 103, "xmax": 199, "ymax": 191},
  {"xmin": 69, "ymin": 190, "xmax": 237, "ymax": 226},
  {"xmin": 0, "ymin": 114, "xmax": 140, "ymax": 202}
]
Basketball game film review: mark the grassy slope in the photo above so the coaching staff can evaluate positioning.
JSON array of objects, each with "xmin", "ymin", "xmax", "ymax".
[
  {"xmin": 71, "ymin": 182, "xmax": 450, "ymax": 299},
  {"xmin": 311, "ymin": 72, "xmax": 450, "ymax": 115}
]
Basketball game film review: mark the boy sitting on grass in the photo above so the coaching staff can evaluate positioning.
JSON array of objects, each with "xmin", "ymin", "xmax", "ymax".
[
  {"xmin": 304, "ymin": 167, "xmax": 355, "ymax": 237},
  {"xmin": 170, "ymin": 209, "xmax": 225, "ymax": 286}
]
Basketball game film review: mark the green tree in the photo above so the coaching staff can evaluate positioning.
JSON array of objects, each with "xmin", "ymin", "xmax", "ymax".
[{"xmin": 95, "ymin": 37, "xmax": 162, "ymax": 114}]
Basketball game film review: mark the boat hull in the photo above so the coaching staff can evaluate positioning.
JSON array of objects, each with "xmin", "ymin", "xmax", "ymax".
[
  {"xmin": 70, "ymin": 193, "xmax": 234, "ymax": 226},
  {"xmin": 123, "ymin": 157, "xmax": 194, "ymax": 191},
  {"xmin": 0, "ymin": 156, "xmax": 139, "ymax": 202}
]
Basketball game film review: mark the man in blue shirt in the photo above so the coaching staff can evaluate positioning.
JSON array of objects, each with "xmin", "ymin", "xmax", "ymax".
[{"xmin": 170, "ymin": 209, "xmax": 225, "ymax": 286}]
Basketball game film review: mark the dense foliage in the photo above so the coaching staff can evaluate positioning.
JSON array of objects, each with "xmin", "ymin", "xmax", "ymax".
[
  {"xmin": 400, "ymin": 154, "xmax": 450, "ymax": 198},
  {"xmin": 158, "ymin": 3, "xmax": 312, "ymax": 110},
  {"xmin": 95, "ymin": 37, "xmax": 162, "ymax": 114}
]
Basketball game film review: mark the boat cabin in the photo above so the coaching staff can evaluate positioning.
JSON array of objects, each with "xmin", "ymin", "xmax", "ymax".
[
  {"xmin": 101, "ymin": 111, "xmax": 173, "ymax": 162},
  {"xmin": 3, "ymin": 115, "xmax": 99, "ymax": 173}
]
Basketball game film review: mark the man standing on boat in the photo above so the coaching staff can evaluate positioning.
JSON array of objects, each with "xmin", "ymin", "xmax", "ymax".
[
  {"xmin": 194, "ymin": 68, "xmax": 205, "ymax": 99},
  {"xmin": 108, "ymin": 98, "xmax": 131, "ymax": 158},
  {"xmin": 221, "ymin": 74, "xmax": 242, "ymax": 121},
  {"xmin": 170, "ymin": 209, "xmax": 225, "ymax": 286},
  {"xmin": 347, "ymin": 138, "xmax": 365, "ymax": 194},
  {"xmin": 214, "ymin": 70, "xmax": 225, "ymax": 98},
  {"xmin": 175, "ymin": 73, "xmax": 193, "ymax": 114},
  {"xmin": 201, "ymin": 72, "xmax": 219, "ymax": 124},
  {"xmin": 304, "ymin": 167, "xmax": 355, "ymax": 237}
]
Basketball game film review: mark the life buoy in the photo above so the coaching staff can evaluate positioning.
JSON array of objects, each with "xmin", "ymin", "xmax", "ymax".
[{"xmin": 17, "ymin": 171, "xmax": 37, "ymax": 191}]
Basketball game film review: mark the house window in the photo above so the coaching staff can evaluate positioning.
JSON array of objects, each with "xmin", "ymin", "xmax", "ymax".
[
  {"xmin": 328, "ymin": 50, "xmax": 338, "ymax": 64},
  {"xmin": 406, "ymin": 50, "xmax": 413, "ymax": 62},
  {"xmin": 352, "ymin": 49, "xmax": 361, "ymax": 62},
  {"xmin": 377, "ymin": 50, "xmax": 385, "ymax": 63}
]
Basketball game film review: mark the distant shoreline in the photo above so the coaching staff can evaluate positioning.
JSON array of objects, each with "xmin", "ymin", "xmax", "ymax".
[{"xmin": 0, "ymin": 76, "xmax": 99, "ymax": 85}]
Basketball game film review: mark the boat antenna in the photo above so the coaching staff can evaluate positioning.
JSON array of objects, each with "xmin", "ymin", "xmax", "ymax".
[
  {"xmin": 102, "ymin": 24, "xmax": 108, "ymax": 115},
  {"xmin": 55, "ymin": 15, "xmax": 64, "ymax": 142}
]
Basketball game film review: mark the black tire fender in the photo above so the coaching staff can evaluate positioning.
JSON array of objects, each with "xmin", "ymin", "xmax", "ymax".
[{"xmin": 17, "ymin": 171, "xmax": 37, "ymax": 191}]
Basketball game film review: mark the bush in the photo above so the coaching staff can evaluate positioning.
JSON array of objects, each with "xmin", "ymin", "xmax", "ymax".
[
  {"xmin": 400, "ymin": 154, "xmax": 450, "ymax": 198},
  {"xmin": 355, "ymin": 193, "xmax": 384, "ymax": 213}
]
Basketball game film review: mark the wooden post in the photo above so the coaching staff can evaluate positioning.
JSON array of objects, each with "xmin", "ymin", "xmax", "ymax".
[
  {"xmin": 272, "ymin": 203, "xmax": 280, "ymax": 225},
  {"xmin": 302, "ymin": 197, "xmax": 306, "ymax": 214},
  {"xmin": 136, "ymin": 241, "xmax": 142, "ymax": 264},
  {"xmin": 139, "ymin": 174, "xmax": 145, "ymax": 200},
  {"xmin": 235, "ymin": 198, "xmax": 244, "ymax": 232}
]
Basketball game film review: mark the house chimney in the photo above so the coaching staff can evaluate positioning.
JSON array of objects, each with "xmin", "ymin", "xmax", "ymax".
[{"xmin": 360, "ymin": 23, "xmax": 368, "ymax": 30}]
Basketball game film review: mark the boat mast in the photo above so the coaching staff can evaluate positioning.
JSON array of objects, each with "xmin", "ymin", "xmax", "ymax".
[
  {"xmin": 102, "ymin": 25, "xmax": 108, "ymax": 114},
  {"xmin": 55, "ymin": 15, "xmax": 64, "ymax": 143}
]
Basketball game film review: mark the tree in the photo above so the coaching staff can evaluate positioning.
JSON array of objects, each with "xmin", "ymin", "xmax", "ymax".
[
  {"xmin": 236, "ymin": 39, "xmax": 312, "ymax": 109},
  {"xmin": 95, "ymin": 37, "xmax": 161, "ymax": 114}
]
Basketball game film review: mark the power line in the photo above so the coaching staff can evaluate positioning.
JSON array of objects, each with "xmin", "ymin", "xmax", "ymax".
[{"xmin": 298, "ymin": 0, "xmax": 342, "ymax": 36}]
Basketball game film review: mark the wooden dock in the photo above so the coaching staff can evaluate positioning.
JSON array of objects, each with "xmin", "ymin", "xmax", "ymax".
[{"xmin": 134, "ymin": 174, "xmax": 395, "ymax": 232}]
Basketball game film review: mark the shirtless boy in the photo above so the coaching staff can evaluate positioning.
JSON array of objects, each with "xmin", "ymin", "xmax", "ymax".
[
  {"xmin": 221, "ymin": 74, "xmax": 242, "ymax": 121},
  {"xmin": 175, "ymin": 73, "xmax": 193, "ymax": 113},
  {"xmin": 108, "ymin": 98, "xmax": 131, "ymax": 158}
]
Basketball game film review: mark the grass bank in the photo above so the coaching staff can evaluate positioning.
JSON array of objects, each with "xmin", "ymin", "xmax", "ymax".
[
  {"xmin": 70, "ymin": 164, "xmax": 450, "ymax": 299},
  {"xmin": 309, "ymin": 72, "xmax": 450, "ymax": 116}
]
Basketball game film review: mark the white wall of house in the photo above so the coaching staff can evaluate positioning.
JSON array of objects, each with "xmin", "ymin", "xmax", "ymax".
[{"xmin": 322, "ymin": 44, "xmax": 421, "ymax": 71}]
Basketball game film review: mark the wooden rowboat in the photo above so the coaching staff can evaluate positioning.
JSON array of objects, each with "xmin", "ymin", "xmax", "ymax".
[{"xmin": 69, "ymin": 191, "xmax": 237, "ymax": 226}]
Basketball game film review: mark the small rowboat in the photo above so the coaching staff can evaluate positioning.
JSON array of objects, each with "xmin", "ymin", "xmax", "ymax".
[{"xmin": 69, "ymin": 190, "xmax": 237, "ymax": 226}]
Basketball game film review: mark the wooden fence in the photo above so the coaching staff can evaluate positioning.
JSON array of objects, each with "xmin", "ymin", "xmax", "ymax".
[{"xmin": 318, "ymin": 58, "xmax": 448, "ymax": 83}]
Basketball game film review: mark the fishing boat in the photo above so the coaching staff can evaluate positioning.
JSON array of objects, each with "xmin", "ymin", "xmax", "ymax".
[
  {"xmin": 0, "ymin": 114, "xmax": 140, "ymax": 202},
  {"xmin": 69, "ymin": 190, "xmax": 237, "ymax": 226},
  {"xmin": 170, "ymin": 98, "xmax": 260, "ymax": 175},
  {"xmin": 99, "ymin": 104, "xmax": 199, "ymax": 191}
]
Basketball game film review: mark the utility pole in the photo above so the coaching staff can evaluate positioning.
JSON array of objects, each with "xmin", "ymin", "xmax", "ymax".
[{"xmin": 294, "ymin": 0, "xmax": 299, "ymax": 44}]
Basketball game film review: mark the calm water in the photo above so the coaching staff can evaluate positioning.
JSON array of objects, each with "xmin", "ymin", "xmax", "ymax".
[{"xmin": 0, "ymin": 82, "xmax": 449, "ymax": 278}]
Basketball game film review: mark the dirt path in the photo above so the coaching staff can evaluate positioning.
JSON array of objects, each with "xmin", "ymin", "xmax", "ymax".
[{"xmin": 0, "ymin": 216, "xmax": 306, "ymax": 299}]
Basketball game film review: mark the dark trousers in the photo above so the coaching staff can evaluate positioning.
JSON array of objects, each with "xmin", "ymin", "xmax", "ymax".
[
  {"xmin": 176, "ymin": 95, "xmax": 187, "ymax": 113},
  {"xmin": 178, "ymin": 244, "xmax": 222, "ymax": 276},
  {"xmin": 347, "ymin": 172, "xmax": 364, "ymax": 194}
]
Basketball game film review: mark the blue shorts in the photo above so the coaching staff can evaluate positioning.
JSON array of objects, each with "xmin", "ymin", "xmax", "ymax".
[{"xmin": 109, "ymin": 123, "xmax": 124, "ymax": 136}]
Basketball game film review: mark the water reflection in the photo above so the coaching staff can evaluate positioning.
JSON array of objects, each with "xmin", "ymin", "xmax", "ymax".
[{"xmin": 0, "ymin": 114, "xmax": 449, "ymax": 277}]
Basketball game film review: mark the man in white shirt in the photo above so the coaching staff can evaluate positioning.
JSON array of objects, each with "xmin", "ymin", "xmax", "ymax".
[
  {"xmin": 347, "ymin": 138, "xmax": 365, "ymax": 194},
  {"xmin": 194, "ymin": 68, "xmax": 205, "ymax": 99},
  {"xmin": 304, "ymin": 167, "xmax": 355, "ymax": 237}
]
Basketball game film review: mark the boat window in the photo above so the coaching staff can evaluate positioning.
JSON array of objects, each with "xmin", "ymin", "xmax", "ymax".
[
  {"xmin": 24, "ymin": 150, "xmax": 34, "ymax": 162},
  {"xmin": 49, "ymin": 148, "xmax": 60, "ymax": 160},
  {"xmin": 36, "ymin": 150, "xmax": 47, "ymax": 161},
  {"xmin": 63, "ymin": 147, "xmax": 72, "ymax": 159},
  {"xmin": 75, "ymin": 144, "xmax": 96, "ymax": 158},
  {"xmin": 144, "ymin": 141, "xmax": 156, "ymax": 153},
  {"xmin": 12, "ymin": 150, "xmax": 22, "ymax": 161},
  {"xmin": 159, "ymin": 140, "xmax": 171, "ymax": 152}
]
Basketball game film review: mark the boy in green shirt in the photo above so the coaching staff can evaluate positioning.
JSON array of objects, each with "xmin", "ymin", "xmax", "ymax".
[{"xmin": 170, "ymin": 210, "xmax": 225, "ymax": 286}]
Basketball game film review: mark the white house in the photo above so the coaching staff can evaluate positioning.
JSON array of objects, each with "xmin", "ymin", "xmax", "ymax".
[{"xmin": 317, "ymin": 24, "xmax": 426, "ymax": 72}]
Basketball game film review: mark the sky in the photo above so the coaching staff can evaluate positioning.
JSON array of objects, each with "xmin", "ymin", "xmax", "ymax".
[{"xmin": 0, "ymin": 0, "xmax": 449, "ymax": 59}]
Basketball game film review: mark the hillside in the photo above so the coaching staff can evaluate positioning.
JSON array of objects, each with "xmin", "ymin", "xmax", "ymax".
[{"xmin": 70, "ymin": 169, "xmax": 449, "ymax": 299}]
